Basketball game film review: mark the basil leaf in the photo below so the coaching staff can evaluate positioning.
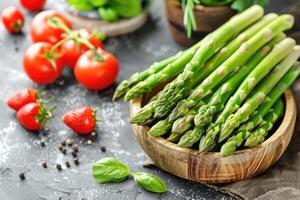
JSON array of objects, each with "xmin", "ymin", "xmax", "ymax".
[
  {"xmin": 67, "ymin": 0, "xmax": 94, "ymax": 11},
  {"xmin": 88, "ymin": 0, "xmax": 108, "ymax": 8},
  {"xmin": 98, "ymin": 7, "xmax": 119, "ymax": 22},
  {"xmin": 92, "ymin": 157, "xmax": 130, "ymax": 183},
  {"xmin": 108, "ymin": 0, "xmax": 142, "ymax": 18},
  {"xmin": 132, "ymin": 172, "xmax": 167, "ymax": 193}
]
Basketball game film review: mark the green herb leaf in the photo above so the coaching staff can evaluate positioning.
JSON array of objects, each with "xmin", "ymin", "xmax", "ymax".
[
  {"xmin": 200, "ymin": 0, "xmax": 233, "ymax": 6},
  {"xmin": 67, "ymin": 0, "xmax": 94, "ymax": 11},
  {"xmin": 108, "ymin": 0, "xmax": 142, "ymax": 18},
  {"xmin": 132, "ymin": 172, "xmax": 167, "ymax": 193},
  {"xmin": 98, "ymin": 7, "xmax": 119, "ymax": 22},
  {"xmin": 88, "ymin": 0, "xmax": 108, "ymax": 8},
  {"xmin": 92, "ymin": 157, "xmax": 130, "ymax": 183}
]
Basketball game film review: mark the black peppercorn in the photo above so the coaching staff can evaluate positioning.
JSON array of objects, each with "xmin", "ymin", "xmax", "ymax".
[
  {"xmin": 73, "ymin": 158, "xmax": 79, "ymax": 165},
  {"xmin": 19, "ymin": 173, "xmax": 25, "ymax": 180},
  {"xmin": 72, "ymin": 144, "xmax": 79, "ymax": 153},
  {"xmin": 56, "ymin": 164, "xmax": 62, "ymax": 171},
  {"xmin": 40, "ymin": 141, "xmax": 46, "ymax": 147},
  {"xmin": 100, "ymin": 146, "xmax": 106, "ymax": 152},
  {"xmin": 65, "ymin": 161, "xmax": 71, "ymax": 168}
]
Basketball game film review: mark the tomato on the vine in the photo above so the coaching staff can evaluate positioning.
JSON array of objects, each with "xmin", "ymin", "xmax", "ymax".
[
  {"xmin": 60, "ymin": 29, "xmax": 104, "ymax": 69},
  {"xmin": 74, "ymin": 49, "xmax": 119, "ymax": 91},
  {"xmin": 23, "ymin": 42, "xmax": 63, "ymax": 84},
  {"xmin": 20, "ymin": 0, "xmax": 46, "ymax": 12},
  {"xmin": 1, "ymin": 6, "xmax": 25, "ymax": 33},
  {"xmin": 30, "ymin": 10, "xmax": 72, "ymax": 44}
]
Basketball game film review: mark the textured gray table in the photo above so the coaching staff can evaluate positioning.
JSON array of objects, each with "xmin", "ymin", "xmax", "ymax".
[{"xmin": 0, "ymin": 0, "xmax": 293, "ymax": 200}]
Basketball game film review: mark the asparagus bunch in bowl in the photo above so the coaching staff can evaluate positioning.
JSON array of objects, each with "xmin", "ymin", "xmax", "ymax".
[{"xmin": 114, "ymin": 6, "xmax": 300, "ymax": 156}]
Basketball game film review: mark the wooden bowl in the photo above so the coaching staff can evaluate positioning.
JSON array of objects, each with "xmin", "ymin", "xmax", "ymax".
[
  {"xmin": 165, "ymin": 0, "xmax": 236, "ymax": 46},
  {"xmin": 130, "ymin": 90, "xmax": 296, "ymax": 184}
]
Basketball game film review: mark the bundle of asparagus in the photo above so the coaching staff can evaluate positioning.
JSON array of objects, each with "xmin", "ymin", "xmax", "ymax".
[{"xmin": 113, "ymin": 5, "xmax": 300, "ymax": 156}]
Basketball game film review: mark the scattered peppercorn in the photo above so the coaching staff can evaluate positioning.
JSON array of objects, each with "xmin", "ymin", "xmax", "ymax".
[
  {"xmin": 73, "ymin": 158, "xmax": 79, "ymax": 165},
  {"xmin": 61, "ymin": 148, "xmax": 67, "ymax": 155},
  {"xmin": 65, "ymin": 161, "xmax": 71, "ymax": 168},
  {"xmin": 58, "ymin": 144, "xmax": 63, "ymax": 151},
  {"xmin": 19, "ymin": 173, "xmax": 25, "ymax": 180},
  {"xmin": 100, "ymin": 146, "xmax": 106, "ymax": 152},
  {"xmin": 71, "ymin": 151, "xmax": 77, "ymax": 158},
  {"xmin": 40, "ymin": 141, "xmax": 46, "ymax": 147},
  {"xmin": 60, "ymin": 140, "xmax": 66, "ymax": 146},
  {"xmin": 91, "ymin": 131, "xmax": 96, "ymax": 137},
  {"xmin": 87, "ymin": 140, "xmax": 93, "ymax": 145},
  {"xmin": 66, "ymin": 139, "xmax": 73, "ymax": 146},
  {"xmin": 56, "ymin": 164, "xmax": 62, "ymax": 171},
  {"xmin": 72, "ymin": 144, "xmax": 79, "ymax": 153},
  {"xmin": 42, "ymin": 161, "xmax": 47, "ymax": 168}
]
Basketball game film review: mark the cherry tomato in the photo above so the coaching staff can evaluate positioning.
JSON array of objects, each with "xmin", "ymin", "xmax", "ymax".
[
  {"xmin": 1, "ymin": 6, "xmax": 25, "ymax": 33},
  {"xmin": 20, "ymin": 0, "xmax": 46, "ymax": 12},
  {"xmin": 23, "ymin": 42, "xmax": 63, "ymax": 84},
  {"xmin": 60, "ymin": 29, "xmax": 104, "ymax": 69},
  {"xmin": 30, "ymin": 10, "xmax": 72, "ymax": 44},
  {"xmin": 74, "ymin": 49, "xmax": 119, "ymax": 91}
]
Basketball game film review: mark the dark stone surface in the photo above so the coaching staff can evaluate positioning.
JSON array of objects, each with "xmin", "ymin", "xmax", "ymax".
[{"xmin": 0, "ymin": 0, "xmax": 294, "ymax": 200}]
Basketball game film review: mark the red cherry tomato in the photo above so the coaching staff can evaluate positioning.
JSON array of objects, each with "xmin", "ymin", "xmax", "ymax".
[
  {"xmin": 20, "ymin": 0, "xmax": 46, "ymax": 12},
  {"xmin": 74, "ymin": 49, "xmax": 119, "ymax": 91},
  {"xmin": 23, "ymin": 42, "xmax": 63, "ymax": 84},
  {"xmin": 60, "ymin": 29, "xmax": 104, "ymax": 69},
  {"xmin": 30, "ymin": 10, "xmax": 72, "ymax": 44},
  {"xmin": 1, "ymin": 6, "xmax": 25, "ymax": 33}
]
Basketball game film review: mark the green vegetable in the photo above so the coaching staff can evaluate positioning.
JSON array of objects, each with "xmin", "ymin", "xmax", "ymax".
[
  {"xmin": 108, "ymin": 0, "xmax": 142, "ymax": 18},
  {"xmin": 219, "ymin": 44, "xmax": 300, "ymax": 142},
  {"xmin": 202, "ymin": 35, "xmax": 296, "ymax": 151},
  {"xmin": 89, "ymin": 0, "xmax": 108, "ymax": 7},
  {"xmin": 130, "ymin": 100, "xmax": 156, "ymax": 124},
  {"xmin": 113, "ymin": 51, "xmax": 185, "ymax": 101},
  {"xmin": 244, "ymin": 99, "xmax": 284, "ymax": 147},
  {"xmin": 169, "ymin": 13, "xmax": 286, "ymax": 122},
  {"xmin": 200, "ymin": 0, "xmax": 233, "ymax": 6},
  {"xmin": 181, "ymin": 0, "xmax": 200, "ymax": 38},
  {"xmin": 231, "ymin": 0, "xmax": 269, "ymax": 12},
  {"xmin": 98, "ymin": 7, "xmax": 119, "ymax": 22},
  {"xmin": 125, "ymin": 43, "xmax": 202, "ymax": 101},
  {"xmin": 67, "ymin": 0, "xmax": 94, "ymax": 11},
  {"xmin": 92, "ymin": 157, "xmax": 130, "ymax": 183},
  {"xmin": 154, "ymin": 6, "xmax": 264, "ymax": 119},
  {"xmin": 93, "ymin": 157, "xmax": 167, "ymax": 193},
  {"xmin": 177, "ymin": 127, "xmax": 205, "ymax": 147},
  {"xmin": 132, "ymin": 172, "xmax": 168, "ymax": 193},
  {"xmin": 194, "ymin": 33, "xmax": 284, "ymax": 129},
  {"xmin": 220, "ymin": 99, "xmax": 283, "ymax": 156},
  {"xmin": 217, "ymin": 62, "xmax": 300, "ymax": 156}
]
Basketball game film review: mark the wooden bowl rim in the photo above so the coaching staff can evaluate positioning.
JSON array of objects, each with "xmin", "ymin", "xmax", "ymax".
[
  {"xmin": 166, "ymin": 0, "xmax": 234, "ymax": 11},
  {"xmin": 130, "ymin": 89, "xmax": 295, "ymax": 158}
]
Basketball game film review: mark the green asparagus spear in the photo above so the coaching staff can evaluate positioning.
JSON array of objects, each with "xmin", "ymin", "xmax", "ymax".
[
  {"xmin": 147, "ymin": 96, "xmax": 209, "ymax": 137},
  {"xmin": 113, "ymin": 51, "xmax": 184, "ymax": 101},
  {"xmin": 168, "ymin": 14, "xmax": 292, "ymax": 122},
  {"xmin": 194, "ymin": 33, "xmax": 286, "ymax": 128},
  {"xmin": 219, "ymin": 45, "xmax": 300, "ymax": 142},
  {"xmin": 218, "ymin": 62, "xmax": 300, "ymax": 156},
  {"xmin": 177, "ymin": 127, "xmax": 206, "ymax": 147},
  {"xmin": 244, "ymin": 99, "xmax": 284, "ymax": 147},
  {"xmin": 130, "ymin": 92, "xmax": 161, "ymax": 124},
  {"xmin": 154, "ymin": 6, "xmax": 265, "ymax": 118},
  {"xmin": 221, "ymin": 99, "xmax": 284, "ymax": 156},
  {"xmin": 200, "ymin": 37, "xmax": 296, "ymax": 152},
  {"xmin": 124, "ymin": 43, "xmax": 201, "ymax": 101}
]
